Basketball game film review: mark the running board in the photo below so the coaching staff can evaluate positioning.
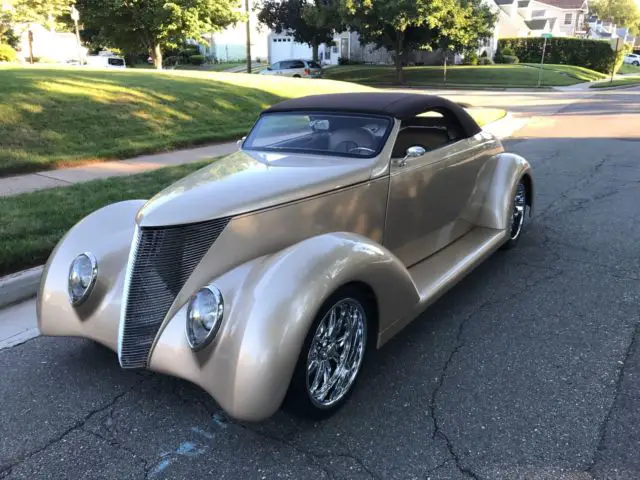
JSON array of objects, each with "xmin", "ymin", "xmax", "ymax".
[{"xmin": 379, "ymin": 226, "xmax": 506, "ymax": 346}]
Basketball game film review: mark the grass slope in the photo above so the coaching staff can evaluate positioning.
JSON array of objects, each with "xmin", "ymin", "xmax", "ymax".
[
  {"xmin": 590, "ymin": 77, "xmax": 640, "ymax": 88},
  {"xmin": 324, "ymin": 64, "xmax": 606, "ymax": 87},
  {"xmin": 0, "ymin": 66, "xmax": 372, "ymax": 176},
  {"xmin": 0, "ymin": 159, "xmax": 212, "ymax": 276}
]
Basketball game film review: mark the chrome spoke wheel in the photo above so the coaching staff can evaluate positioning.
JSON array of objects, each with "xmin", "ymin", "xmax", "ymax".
[
  {"xmin": 306, "ymin": 298, "xmax": 367, "ymax": 409},
  {"xmin": 510, "ymin": 182, "xmax": 527, "ymax": 240}
]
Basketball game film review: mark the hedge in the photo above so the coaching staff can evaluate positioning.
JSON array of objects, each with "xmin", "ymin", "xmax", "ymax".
[{"xmin": 497, "ymin": 37, "xmax": 631, "ymax": 74}]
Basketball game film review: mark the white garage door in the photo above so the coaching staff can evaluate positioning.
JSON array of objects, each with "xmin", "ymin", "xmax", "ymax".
[{"xmin": 270, "ymin": 36, "xmax": 312, "ymax": 64}]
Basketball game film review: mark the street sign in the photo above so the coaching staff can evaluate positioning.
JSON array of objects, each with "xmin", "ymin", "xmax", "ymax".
[
  {"xmin": 70, "ymin": 5, "xmax": 79, "ymax": 21},
  {"xmin": 542, "ymin": 33, "xmax": 552, "ymax": 38}
]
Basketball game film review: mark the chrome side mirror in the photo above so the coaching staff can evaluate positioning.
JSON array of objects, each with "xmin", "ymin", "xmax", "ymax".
[
  {"xmin": 406, "ymin": 145, "xmax": 426, "ymax": 158},
  {"xmin": 394, "ymin": 145, "xmax": 425, "ymax": 167},
  {"xmin": 236, "ymin": 136, "xmax": 246, "ymax": 148}
]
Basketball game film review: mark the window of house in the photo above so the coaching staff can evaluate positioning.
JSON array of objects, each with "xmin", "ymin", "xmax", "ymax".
[
  {"xmin": 532, "ymin": 9, "xmax": 545, "ymax": 17},
  {"xmin": 564, "ymin": 13, "xmax": 572, "ymax": 24}
]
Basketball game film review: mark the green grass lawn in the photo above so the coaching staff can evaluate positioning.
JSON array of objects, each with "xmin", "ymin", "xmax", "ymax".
[
  {"xmin": 0, "ymin": 66, "xmax": 372, "ymax": 176},
  {"xmin": 0, "ymin": 103, "xmax": 503, "ymax": 276},
  {"xmin": 619, "ymin": 63, "xmax": 640, "ymax": 75},
  {"xmin": 0, "ymin": 159, "xmax": 212, "ymax": 276},
  {"xmin": 324, "ymin": 63, "xmax": 606, "ymax": 87},
  {"xmin": 590, "ymin": 77, "xmax": 640, "ymax": 88}
]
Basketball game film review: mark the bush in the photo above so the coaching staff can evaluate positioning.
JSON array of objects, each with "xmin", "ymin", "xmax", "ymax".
[
  {"xmin": 501, "ymin": 55, "xmax": 519, "ymax": 64},
  {"xmin": 497, "ymin": 37, "xmax": 631, "ymax": 74},
  {"xmin": 463, "ymin": 51, "xmax": 479, "ymax": 65},
  {"xmin": 479, "ymin": 57, "xmax": 494, "ymax": 65},
  {"xmin": 0, "ymin": 44, "xmax": 17, "ymax": 62},
  {"xmin": 338, "ymin": 57, "xmax": 363, "ymax": 65},
  {"xmin": 189, "ymin": 54, "xmax": 205, "ymax": 65},
  {"xmin": 180, "ymin": 47, "xmax": 200, "ymax": 59}
]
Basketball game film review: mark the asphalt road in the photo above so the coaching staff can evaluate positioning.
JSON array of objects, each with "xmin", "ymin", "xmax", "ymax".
[{"xmin": 1, "ymin": 87, "xmax": 639, "ymax": 480}]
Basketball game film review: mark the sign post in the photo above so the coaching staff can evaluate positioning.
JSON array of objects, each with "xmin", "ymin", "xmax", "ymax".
[
  {"xmin": 537, "ymin": 33, "xmax": 552, "ymax": 88},
  {"xmin": 610, "ymin": 37, "xmax": 622, "ymax": 84},
  {"xmin": 70, "ymin": 5, "xmax": 82, "ymax": 65}
]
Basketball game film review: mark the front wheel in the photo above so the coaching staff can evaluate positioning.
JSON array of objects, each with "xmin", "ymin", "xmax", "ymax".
[
  {"xmin": 501, "ymin": 180, "xmax": 527, "ymax": 250},
  {"xmin": 284, "ymin": 286, "xmax": 372, "ymax": 419},
  {"xmin": 633, "ymin": 61, "xmax": 639, "ymax": 66}
]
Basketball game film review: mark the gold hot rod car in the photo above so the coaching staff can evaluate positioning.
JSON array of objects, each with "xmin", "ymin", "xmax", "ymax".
[{"xmin": 37, "ymin": 92, "xmax": 534, "ymax": 421}]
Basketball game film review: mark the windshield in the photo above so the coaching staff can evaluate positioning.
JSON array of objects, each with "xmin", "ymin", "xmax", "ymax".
[{"xmin": 243, "ymin": 112, "xmax": 392, "ymax": 158}]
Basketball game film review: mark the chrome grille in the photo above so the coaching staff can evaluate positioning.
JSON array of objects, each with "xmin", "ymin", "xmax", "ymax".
[{"xmin": 118, "ymin": 217, "xmax": 230, "ymax": 369}]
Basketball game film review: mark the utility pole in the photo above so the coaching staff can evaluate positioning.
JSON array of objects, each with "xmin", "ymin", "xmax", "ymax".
[
  {"xmin": 245, "ymin": 0, "xmax": 251, "ymax": 73},
  {"xmin": 71, "ymin": 5, "xmax": 82, "ymax": 65}
]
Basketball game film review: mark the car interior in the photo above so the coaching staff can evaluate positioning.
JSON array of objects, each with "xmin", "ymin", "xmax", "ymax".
[{"xmin": 390, "ymin": 109, "xmax": 467, "ymax": 158}]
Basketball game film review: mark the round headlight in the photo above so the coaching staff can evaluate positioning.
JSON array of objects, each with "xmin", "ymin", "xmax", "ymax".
[
  {"xmin": 186, "ymin": 286, "xmax": 224, "ymax": 351},
  {"xmin": 68, "ymin": 252, "xmax": 98, "ymax": 306}
]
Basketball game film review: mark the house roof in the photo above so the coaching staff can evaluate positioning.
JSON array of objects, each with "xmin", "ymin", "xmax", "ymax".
[
  {"xmin": 525, "ymin": 19, "xmax": 548, "ymax": 30},
  {"xmin": 534, "ymin": 0, "xmax": 586, "ymax": 9},
  {"xmin": 264, "ymin": 92, "xmax": 482, "ymax": 137},
  {"xmin": 518, "ymin": 1, "xmax": 530, "ymax": 6},
  {"xmin": 495, "ymin": 0, "xmax": 516, "ymax": 5}
]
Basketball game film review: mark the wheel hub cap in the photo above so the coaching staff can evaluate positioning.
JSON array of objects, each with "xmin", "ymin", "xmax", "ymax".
[
  {"xmin": 510, "ymin": 182, "xmax": 526, "ymax": 240},
  {"xmin": 306, "ymin": 298, "xmax": 367, "ymax": 408}
]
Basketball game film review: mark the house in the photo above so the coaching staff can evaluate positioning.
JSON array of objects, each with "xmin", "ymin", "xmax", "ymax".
[
  {"xmin": 198, "ymin": 10, "xmax": 269, "ymax": 62},
  {"xmin": 486, "ymin": 0, "xmax": 589, "ymax": 39},
  {"xmin": 585, "ymin": 15, "xmax": 637, "ymax": 45},
  {"xmin": 12, "ymin": 23, "xmax": 86, "ymax": 63}
]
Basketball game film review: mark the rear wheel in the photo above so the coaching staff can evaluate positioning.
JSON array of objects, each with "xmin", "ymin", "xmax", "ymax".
[
  {"xmin": 293, "ymin": 74, "xmax": 301, "ymax": 78},
  {"xmin": 284, "ymin": 285, "xmax": 372, "ymax": 419},
  {"xmin": 501, "ymin": 180, "xmax": 527, "ymax": 250},
  {"xmin": 633, "ymin": 61, "xmax": 639, "ymax": 66}
]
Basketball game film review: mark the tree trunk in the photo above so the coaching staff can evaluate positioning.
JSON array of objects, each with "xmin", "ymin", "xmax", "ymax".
[
  {"xmin": 312, "ymin": 37, "xmax": 319, "ymax": 62},
  {"xmin": 151, "ymin": 43, "xmax": 163, "ymax": 69},
  {"xmin": 394, "ymin": 32, "xmax": 404, "ymax": 85},
  {"xmin": 28, "ymin": 29, "xmax": 34, "ymax": 64}
]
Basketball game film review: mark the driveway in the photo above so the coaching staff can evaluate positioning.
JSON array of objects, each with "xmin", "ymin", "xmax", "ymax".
[{"xmin": 1, "ymin": 87, "xmax": 639, "ymax": 480}]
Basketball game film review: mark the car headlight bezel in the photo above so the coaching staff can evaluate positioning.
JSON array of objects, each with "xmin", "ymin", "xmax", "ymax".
[
  {"xmin": 185, "ymin": 286, "xmax": 224, "ymax": 351},
  {"xmin": 68, "ymin": 252, "xmax": 98, "ymax": 306}
]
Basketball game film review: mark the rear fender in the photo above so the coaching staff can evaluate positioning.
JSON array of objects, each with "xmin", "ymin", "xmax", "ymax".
[{"xmin": 476, "ymin": 152, "xmax": 534, "ymax": 231}]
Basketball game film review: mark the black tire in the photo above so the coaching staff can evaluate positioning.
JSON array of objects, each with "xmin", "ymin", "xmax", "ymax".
[
  {"xmin": 293, "ymin": 74, "xmax": 301, "ymax": 78},
  {"xmin": 501, "ymin": 179, "xmax": 527, "ymax": 250},
  {"xmin": 283, "ymin": 285, "xmax": 374, "ymax": 420},
  {"xmin": 633, "ymin": 61, "xmax": 639, "ymax": 66}
]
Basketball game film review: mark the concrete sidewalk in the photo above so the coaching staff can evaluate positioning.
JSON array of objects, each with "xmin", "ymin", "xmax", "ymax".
[{"xmin": 0, "ymin": 141, "xmax": 238, "ymax": 197}]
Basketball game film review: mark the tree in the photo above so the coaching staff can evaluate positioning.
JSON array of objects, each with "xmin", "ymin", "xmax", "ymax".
[
  {"xmin": 76, "ymin": 0, "xmax": 243, "ymax": 69},
  {"xmin": 590, "ymin": 0, "xmax": 640, "ymax": 35},
  {"xmin": 258, "ymin": 0, "xmax": 340, "ymax": 61},
  {"xmin": 340, "ymin": 0, "xmax": 495, "ymax": 84}
]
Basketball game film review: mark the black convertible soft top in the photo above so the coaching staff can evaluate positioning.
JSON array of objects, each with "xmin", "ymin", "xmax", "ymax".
[{"xmin": 263, "ymin": 92, "xmax": 482, "ymax": 138}]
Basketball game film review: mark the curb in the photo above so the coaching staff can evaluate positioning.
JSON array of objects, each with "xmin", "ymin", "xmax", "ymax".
[
  {"xmin": 0, "ymin": 112, "xmax": 521, "ymax": 312},
  {"xmin": 0, "ymin": 266, "xmax": 43, "ymax": 309}
]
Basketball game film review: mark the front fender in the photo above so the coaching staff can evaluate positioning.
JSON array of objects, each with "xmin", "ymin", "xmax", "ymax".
[
  {"xmin": 37, "ymin": 200, "xmax": 146, "ymax": 350},
  {"xmin": 476, "ymin": 152, "xmax": 534, "ymax": 231},
  {"xmin": 149, "ymin": 232, "xmax": 419, "ymax": 422}
]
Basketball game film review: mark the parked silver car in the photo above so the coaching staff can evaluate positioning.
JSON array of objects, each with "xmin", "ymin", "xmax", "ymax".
[
  {"xmin": 623, "ymin": 53, "xmax": 640, "ymax": 66},
  {"xmin": 260, "ymin": 59, "xmax": 323, "ymax": 78}
]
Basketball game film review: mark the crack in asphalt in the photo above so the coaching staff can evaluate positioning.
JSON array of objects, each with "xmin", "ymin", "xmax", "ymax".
[
  {"xmin": 534, "ymin": 153, "xmax": 612, "ymax": 220},
  {"xmin": 0, "ymin": 376, "xmax": 149, "ymax": 476},
  {"xmin": 428, "ymin": 268, "xmax": 565, "ymax": 480},
  {"xmin": 211, "ymin": 410, "xmax": 382, "ymax": 480},
  {"xmin": 586, "ymin": 322, "xmax": 640, "ymax": 474},
  {"xmin": 424, "ymin": 458, "xmax": 453, "ymax": 479}
]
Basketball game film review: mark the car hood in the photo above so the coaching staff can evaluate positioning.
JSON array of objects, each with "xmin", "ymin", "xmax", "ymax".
[{"xmin": 135, "ymin": 149, "xmax": 377, "ymax": 227}]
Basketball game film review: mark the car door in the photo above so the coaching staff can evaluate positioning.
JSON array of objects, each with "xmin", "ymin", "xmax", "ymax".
[{"xmin": 383, "ymin": 115, "xmax": 489, "ymax": 267}]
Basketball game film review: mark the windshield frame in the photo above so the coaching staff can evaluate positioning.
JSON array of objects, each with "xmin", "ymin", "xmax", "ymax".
[{"xmin": 241, "ymin": 110, "xmax": 395, "ymax": 159}]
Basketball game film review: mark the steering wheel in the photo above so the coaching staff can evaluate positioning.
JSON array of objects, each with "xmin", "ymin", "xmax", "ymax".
[{"xmin": 348, "ymin": 146, "xmax": 376, "ymax": 154}]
